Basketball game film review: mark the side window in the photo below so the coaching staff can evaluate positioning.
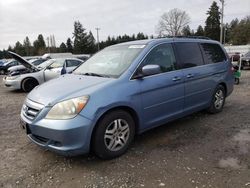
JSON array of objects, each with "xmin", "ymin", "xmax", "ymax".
[
  {"xmin": 139, "ymin": 43, "xmax": 177, "ymax": 74},
  {"xmin": 175, "ymin": 42, "xmax": 204, "ymax": 68},
  {"xmin": 200, "ymin": 43, "xmax": 227, "ymax": 64},
  {"xmin": 66, "ymin": 60, "xmax": 81, "ymax": 67}
]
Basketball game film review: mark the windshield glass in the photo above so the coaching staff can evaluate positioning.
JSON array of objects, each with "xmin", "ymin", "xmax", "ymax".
[
  {"xmin": 38, "ymin": 59, "xmax": 55, "ymax": 69},
  {"xmin": 74, "ymin": 44, "xmax": 145, "ymax": 78}
]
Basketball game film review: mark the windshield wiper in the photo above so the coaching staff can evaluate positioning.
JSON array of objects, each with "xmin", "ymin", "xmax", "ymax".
[{"xmin": 80, "ymin": 72, "xmax": 110, "ymax": 78}]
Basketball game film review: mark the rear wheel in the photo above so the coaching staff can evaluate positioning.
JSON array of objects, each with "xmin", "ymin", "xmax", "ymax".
[
  {"xmin": 207, "ymin": 85, "xmax": 226, "ymax": 114},
  {"xmin": 93, "ymin": 110, "xmax": 135, "ymax": 159},
  {"xmin": 21, "ymin": 78, "xmax": 38, "ymax": 92},
  {"xmin": 235, "ymin": 78, "xmax": 240, "ymax": 85}
]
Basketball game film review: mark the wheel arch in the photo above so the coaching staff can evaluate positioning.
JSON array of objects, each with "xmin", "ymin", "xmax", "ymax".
[
  {"xmin": 218, "ymin": 82, "xmax": 227, "ymax": 96},
  {"xmin": 90, "ymin": 105, "xmax": 140, "ymax": 149}
]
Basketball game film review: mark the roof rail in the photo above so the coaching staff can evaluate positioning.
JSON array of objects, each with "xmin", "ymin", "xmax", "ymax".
[{"xmin": 165, "ymin": 36, "xmax": 211, "ymax": 40}]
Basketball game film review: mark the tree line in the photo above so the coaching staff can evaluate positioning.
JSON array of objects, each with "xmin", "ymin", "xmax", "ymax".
[
  {"xmin": 157, "ymin": 1, "xmax": 250, "ymax": 45},
  {"xmin": 0, "ymin": 21, "xmax": 148, "ymax": 59}
]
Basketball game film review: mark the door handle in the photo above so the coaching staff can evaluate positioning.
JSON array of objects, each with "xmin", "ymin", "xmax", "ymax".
[
  {"xmin": 186, "ymin": 74, "xmax": 194, "ymax": 78},
  {"xmin": 172, "ymin": 76, "xmax": 182, "ymax": 81}
]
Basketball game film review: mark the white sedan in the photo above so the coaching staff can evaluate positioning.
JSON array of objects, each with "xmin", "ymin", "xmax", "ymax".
[{"xmin": 3, "ymin": 52, "xmax": 84, "ymax": 92}]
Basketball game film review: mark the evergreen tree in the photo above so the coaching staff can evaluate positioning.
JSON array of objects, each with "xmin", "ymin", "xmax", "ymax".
[
  {"xmin": 23, "ymin": 36, "xmax": 31, "ymax": 56},
  {"xmin": 195, "ymin": 25, "xmax": 205, "ymax": 36},
  {"xmin": 227, "ymin": 18, "xmax": 239, "ymax": 44},
  {"xmin": 59, "ymin": 42, "xmax": 67, "ymax": 52},
  {"xmin": 66, "ymin": 38, "xmax": 73, "ymax": 53},
  {"xmin": 14, "ymin": 41, "xmax": 25, "ymax": 55},
  {"xmin": 204, "ymin": 1, "xmax": 221, "ymax": 41},
  {"xmin": 182, "ymin": 25, "xmax": 192, "ymax": 36},
  {"xmin": 230, "ymin": 16, "xmax": 250, "ymax": 45},
  {"xmin": 7, "ymin": 45, "xmax": 13, "ymax": 52},
  {"xmin": 136, "ymin": 32, "xmax": 148, "ymax": 40},
  {"xmin": 33, "ymin": 34, "xmax": 46, "ymax": 55},
  {"xmin": 86, "ymin": 31, "xmax": 96, "ymax": 54},
  {"xmin": 73, "ymin": 21, "xmax": 89, "ymax": 54}
]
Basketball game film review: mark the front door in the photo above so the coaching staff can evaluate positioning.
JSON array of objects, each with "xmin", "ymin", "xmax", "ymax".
[
  {"xmin": 44, "ymin": 59, "xmax": 65, "ymax": 81},
  {"xmin": 134, "ymin": 43, "xmax": 184, "ymax": 130}
]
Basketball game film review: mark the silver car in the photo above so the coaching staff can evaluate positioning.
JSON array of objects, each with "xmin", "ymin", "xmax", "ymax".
[{"xmin": 3, "ymin": 52, "xmax": 84, "ymax": 92}]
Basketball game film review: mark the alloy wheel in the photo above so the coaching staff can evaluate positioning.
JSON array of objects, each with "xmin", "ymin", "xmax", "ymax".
[
  {"xmin": 214, "ymin": 89, "xmax": 224, "ymax": 109},
  {"xmin": 104, "ymin": 119, "xmax": 130, "ymax": 151}
]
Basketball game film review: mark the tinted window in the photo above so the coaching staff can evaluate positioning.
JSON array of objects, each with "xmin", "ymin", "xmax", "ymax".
[
  {"xmin": 66, "ymin": 60, "xmax": 81, "ymax": 67},
  {"xmin": 200, "ymin": 43, "xmax": 226, "ymax": 64},
  {"xmin": 138, "ymin": 43, "xmax": 177, "ymax": 73},
  {"xmin": 175, "ymin": 42, "xmax": 204, "ymax": 68}
]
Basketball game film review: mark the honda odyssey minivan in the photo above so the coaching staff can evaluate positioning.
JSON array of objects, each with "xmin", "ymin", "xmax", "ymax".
[{"xmin": 20, "ymin": 38, "xmax": 234, "ymax": 159}]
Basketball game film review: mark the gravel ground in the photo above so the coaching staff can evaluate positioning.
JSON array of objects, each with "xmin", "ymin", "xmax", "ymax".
[{"xmin": 0, "ymin": 72, "xmax": 250, "ymax": 188}]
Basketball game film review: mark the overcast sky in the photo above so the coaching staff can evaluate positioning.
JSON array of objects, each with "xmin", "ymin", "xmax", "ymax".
[{"xmin": 0, "ymin": 0, "xmax": 249, "ymax": 50}]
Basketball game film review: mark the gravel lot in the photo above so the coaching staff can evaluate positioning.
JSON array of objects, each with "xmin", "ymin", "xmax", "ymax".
[{"xmin": 0, "ymin": 72, "xmax": 250, "ymax": 188}]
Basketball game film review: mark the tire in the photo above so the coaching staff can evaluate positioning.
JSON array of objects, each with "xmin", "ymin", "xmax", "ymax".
[
  {"xmin": 21, "ymin": 78, "xmax": 38, "ymax": 92},
  {"xmin": 207, "ymin": 85, "xmax": 226, "ymax": 114},
  {"xmin": 235, "ymin": 78, "xmax": 240, "ymax": 85},
  {"xmin": 92, "ymin": 110, "xmax": 135, "ymax": 159}
]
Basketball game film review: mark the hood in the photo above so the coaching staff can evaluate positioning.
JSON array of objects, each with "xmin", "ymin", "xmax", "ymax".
[
  {"xmin": 28, "ymin": 74, "xmax": 113, "ymax": 106},
  {"xmin": 8, "ymin": 51, "xmax": 38, "ymax": 71}
]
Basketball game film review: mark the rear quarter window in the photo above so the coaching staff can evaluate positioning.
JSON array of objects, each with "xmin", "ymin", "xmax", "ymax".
[
  {"xmin": 175, "ymin": 42, "xmax": 204, "ymax": 68},
  {"xmin": 200, "ymin": 43, "xmax": 227, "ymax": 64}
]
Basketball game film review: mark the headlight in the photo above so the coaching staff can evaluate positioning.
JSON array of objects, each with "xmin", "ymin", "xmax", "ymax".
[
  {"xmin": 45, "ymin": 96, "xmax": 89, "ymax": 119},
  {"xmin": 6, "ymin": 76, "xmax": 20, "ymax": 80}
]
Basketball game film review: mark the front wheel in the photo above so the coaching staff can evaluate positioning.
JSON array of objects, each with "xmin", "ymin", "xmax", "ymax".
[
  {"xmin": 207, "ymin": 85, "xmax": 226, "ymax": 114},
  {"xmin": 21, "ymin": 78, "xmax": 38, "ymax": 92},
  {"xmin": 92, "ymin": 110, "xmax": 135, "ymax": 159}
]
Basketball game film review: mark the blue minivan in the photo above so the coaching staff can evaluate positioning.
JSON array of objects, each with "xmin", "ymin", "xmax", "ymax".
[{"xmin": 20, "ymin": 38, "xmax": 234, "ymax": 159}]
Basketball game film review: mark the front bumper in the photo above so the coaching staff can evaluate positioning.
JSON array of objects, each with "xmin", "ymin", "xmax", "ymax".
[
  {"xmin": 3, "ymin": 77, "xmax": 21, "ymax": 90},
  {"xmin": 20, "ymin": 103, "xmax": 94, "ymax": 156}
]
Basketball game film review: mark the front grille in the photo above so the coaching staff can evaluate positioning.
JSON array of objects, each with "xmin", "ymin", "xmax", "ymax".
[{"xmin": 22, "ymin": 99, "xmax": 44, "ymax": 120}]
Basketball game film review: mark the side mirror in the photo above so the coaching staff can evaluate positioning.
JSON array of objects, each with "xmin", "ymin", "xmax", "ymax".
[
  {"xmin": 142, "ymin": 64, "xmax": 161, "ymax": 76},
  {"xmin": 133, "ymin": 64, "xmax": 161, "ymax": 79},
  {"xmin": 61, "ymin": 66, "xmax": 67, "ymax": 75}
]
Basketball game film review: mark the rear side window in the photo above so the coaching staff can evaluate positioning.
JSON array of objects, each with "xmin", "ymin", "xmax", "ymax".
[
  {"xmin": 200, "ymin": 43, "xmax": 227, "ymax": 64},
  {"xmin": 175, "ymin": 42, "xmax": 204, "ymax": 68}
]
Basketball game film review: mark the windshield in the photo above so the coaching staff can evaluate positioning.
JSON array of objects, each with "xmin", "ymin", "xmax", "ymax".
[
  {"xmin": 38, "ymin": 59, "xmax": 55, "ymax": 69},
  {"xmin": 74, "ymin": 44, "xmax": 145, "ymax": 78}
]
